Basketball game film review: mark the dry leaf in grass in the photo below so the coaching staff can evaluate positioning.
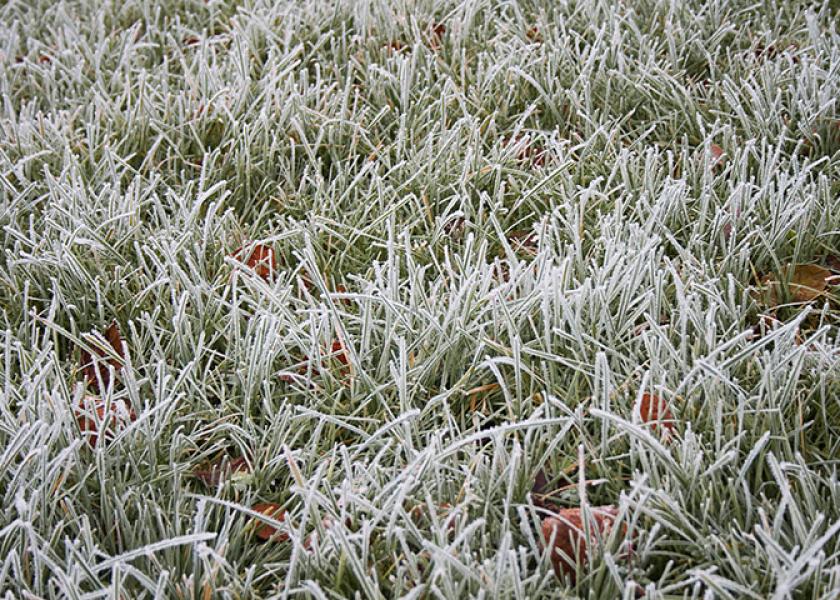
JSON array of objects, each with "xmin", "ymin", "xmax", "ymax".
[
  {"xmin": 442, "ymin": 216, "xmax": 466, "ymax": 241},
  {"xmin": 762, "ymin": 264, "xmax": 832, "ymax": 305},
  {"xmin": 303, "ymin": 516, "xmax": 343, "ymax": 550},
  {"xmin": 754, "ymin": 41, "xmax": 799, "ymax": 61},
  {"xmin": 75, "ymin": 395, "xmax": 136, "ymax": 448},
  {"xmin": 428, "ymin": 22, "xmax": 446, "ymax": 50},
  {"xmin": 530, "ymin": 461, "xmax": 584, "ymax": 510},
  {"xmin": 526, "ymin": 26, "xmax": 543, "ymax": 43},
  {"xmin": 638, "ymin": 393, "xmax": 675, "ymax": 440},
  {"xmin": 80, "ymin": 321, "xmax": 126, "ymax": 392},
  {"xmin": 332, "ymin": 284, "xmax": 353, "ymax": 306},
  {"xmin": 193, "ymin": 456, "xmax": 250, "ymax": 487},
  {"xmin": 504, "ymin": 135, "xmax": 547, "ymax": 167},
  {"xmin": 531, "ymin": 468, "xmax": 565, "ymax": 512},
  {"xmin": 232, "ymin": 243, "xmax": 276, "ymax": 280},
  {"xmin": 384, "ymin": 39, "xmax": 406, "ymax": 53},
  {"xmin": 508, "ymin": 229, "xmax": 540, "ymax": 255},
  {"xmin": 330, "ymin": 339, "xmax": 350, "ymax": 367},
  {"xmin": 541, "ymin": 505, "xmax": 624, "ymax": 581},
  {"xmin": 409, "ymin": 502, "xmax": 459, "ymax": 531},
  {"xmin": 705, "ymin": 143, "xmax": 726, "ymax": 173},
  {"xmin": 251, "ymin": 503, "xmax": 288, "ymax": 542}
]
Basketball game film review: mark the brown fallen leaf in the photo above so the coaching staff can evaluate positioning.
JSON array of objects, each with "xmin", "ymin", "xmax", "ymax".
[
  {"xmin": 80, "ymin": 321, "xmax": 126, "ymax": 392},
  {"xmin": 443, "ymin": 216, "xmax": 466, "ymax": 241},
  {"xmin": 251, "ymin": 503, "xmax": 288, "ymax": 542},
  {"xmin": 429, "ymin": 22, "xmax": 446, "ymax": 49},
  {"xmin": 193, "ymin": 456, "xmax": 250, "ymax": 487},
  {"xmin": 409, "ymin": 502, "xmax": 458, "ymax": 531},
  {"xmin": 705, "ymin": 143, "xmax": 726, "ymax": 173},
  {"xmin": 504, "ymin": 135, "xmax": 547, "ymax": 167},
  {"xmin": 281, "ymin": 340, "xmax": 351, "ymax": 382},
  {"xmin": 330, "ymin": 339, "xmax": 350, "ymax": 367},
  {"xmin": 762, "ymin": 264, "xmax": 832, "ymax": 305},
  {"xmin": 531, "ymin": 468, "xmax": 563, "ymax": 511},
  {"xmin": 384, "ymin": 39, "xmax": 406, "ymax": 53},
  {"xmin": 332, "ymin": 284, "xmax": 353, "ymax": 306},
  {"xmin": 508, "ymin": 229, "xmax": 540, "ymax": 255},
  {"xmin": 526, "ymin": 26, "xmax": 543, "ymax": 43},
  {"xmin": 232, "ymin": 243, "xmax": 277, "ymax": 281},
  {"xmin": 303, "ymin": 516, "xmax": 342, "ymax": 550},
  {"xmin": 638, "ymin": 393, "xmax": 675, "ymax": 440},
  {"xmin": 754, "ymin": 41, "xmax": 799, "ymax": 62},
  {"xmin": 541, "ymin": 505, "xmax": 624, "ymax": 581},
  {"xmin": 75, "ymin": 395, "xmax": 136, "ymax": 448}
]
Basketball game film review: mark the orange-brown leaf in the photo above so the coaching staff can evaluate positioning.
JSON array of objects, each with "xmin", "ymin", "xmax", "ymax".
[
  {"xmin": 504, "ymin": 136, "xmax": 547, "ymax": 167},
  {"xmin": 75, "ymin": 394, "xmax": 136, "ymax": 448},
  {"xmin": 193, "ymin": 456, "xmax": 250, "ymax": 487},
  {"xmin": 428, "ymin": 22, "xmax": 446, "ymax": 50},
  {"xmin": 526, "ymin": 26, "xmax": 542, "ymax": 43},
  {"xmin": 232, "ymin": 243, "xmax": 277, "ymax": 281},
  {"xmin": 251, "ymin": 503, "xmax": 288, "ymax": 542},
  {"xmin": 541, "ymin": 506, "xmax": 623, "ymax": 581},
  {"xmin": 80, "ymin": 321, "xmax": 125, "ymax": 392},
  {"xmin": 789, "ymin": 264, "xmax": 832, "ymax": 301},
  {"xmin": 762, "ymin": 264, "xmax": 831, "ymax": 304},
  {"xmin": 331, "ymin": 339, "xmax": 350, "ymax": 366},
  {"xmin": 639, "ymin": 393, "xmax": 675, "ymax": 439},
  {"xmin": 409, "ymin": 502, "xmax": 458, "ymax": 531}
]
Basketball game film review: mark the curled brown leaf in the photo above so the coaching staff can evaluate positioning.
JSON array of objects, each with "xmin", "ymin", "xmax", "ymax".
[
  {"xmin": 232, "ymin": 243, "xmax": 277, "ymax": 281},
  {"xmin": 541, "ymin": 505, "xmax": 625, "ymax": 581},
  {"xmin": 251, "ymin": 503, "xmax": 288, "ymax": 542},
  {"xmin": 638, "ymin": 392, "xmax": 675, "ymax": 440},
  {"xmin": 193, "ymin": 456, "xmax": 250, "ymax": 487},
  {"xmin": 75, "ymin": 394, "xmax": 136, "ymax": 448},
  {"xmin": 80, "ymin": 321, "xmax": 126, "ymax": 392}
]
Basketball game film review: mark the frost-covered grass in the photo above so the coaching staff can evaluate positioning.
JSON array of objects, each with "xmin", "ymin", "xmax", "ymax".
[{"xmin": 0, "ymin": 0, "xmax": 839, "ymax": 597}]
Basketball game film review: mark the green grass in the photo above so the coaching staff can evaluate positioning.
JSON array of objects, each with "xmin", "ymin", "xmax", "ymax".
[{"xmin": 0, "ymin": 0, "xmax": 839, "ymax": 597}]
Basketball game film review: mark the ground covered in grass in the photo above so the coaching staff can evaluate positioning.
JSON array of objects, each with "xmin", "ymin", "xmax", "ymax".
[{"xmin": 1, "ymin": 0, "xmax": 839, "ymax": 597}]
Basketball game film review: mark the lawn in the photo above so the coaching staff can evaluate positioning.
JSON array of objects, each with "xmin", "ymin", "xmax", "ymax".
[{"xmin": 0, "ymin": 0, "xmax": 839, "ymax": 597}]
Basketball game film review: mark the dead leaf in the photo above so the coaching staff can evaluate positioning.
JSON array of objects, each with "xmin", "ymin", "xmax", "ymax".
[
  {"xmin": 526, "ymin": 26, "xmax": 542, "ymax": 43},
  {"xmin": 330, "ymin": 339, "xmax": 350, "ymax": 367},
  {"xmin": 504, "ymin": 136, "xmax": 547, "ymax": 167},
  {"xmin": 705, "ymin": 143, "xmax": 726, "ymax": 173},
  {"xmin": 80, "ymin": 321, "xmax": 126, "ymax": 392},
  {"xmin": 385, "ymin": 40, "xmax": 406, "ymax": 53},
  {"xmin": 428, "ymin": 22, "xmax": 446, "ymax": 50},
  {"xmin": 443, "ymin": 217, "xmax": 466, "ymax": 241},
  {"xmin": 531, "ymin": 468, "xmax": 561, "ymax": 511},
  {"xmin": 193, "ymin": 456, "xmax": 250, "ymax": 487},
  {"xmin": 232, "ymin": 243, "xmax": 276, "ymax": 281},
  {"xmin": 754, "ymin": 41, "xmax": 799, "ymax": 61},
  {"xmin": 508, "ymin": 229, "xmax": 539, "ymax": 255},
  {"xmin": 638, "ymin": 393, "xmax": 675, "ymax": 440},
  {"xmin": 332, "ymin": 284, "xmax": 352, "ymax": 306},
  {"xmin": 303, "ymin": 516, "xmax": 341, "ymax": 550},
  {"xmin": 251, "ymin": 503, "xmax": 288, "ymax": 542},
  {"xmin": 541, "ymin": 505, "xmax": 624, "ymax": 581},
  {"xmin": 409, "ymin": 502, "xmax": 458, "ymax": 531},
  {"xmin": 75, "ymin": 395, "xmax": 136, "ymax": 448},
  {"xmin": 762, "ymin": 264, "xmax": 831, "ymax": 305}
]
